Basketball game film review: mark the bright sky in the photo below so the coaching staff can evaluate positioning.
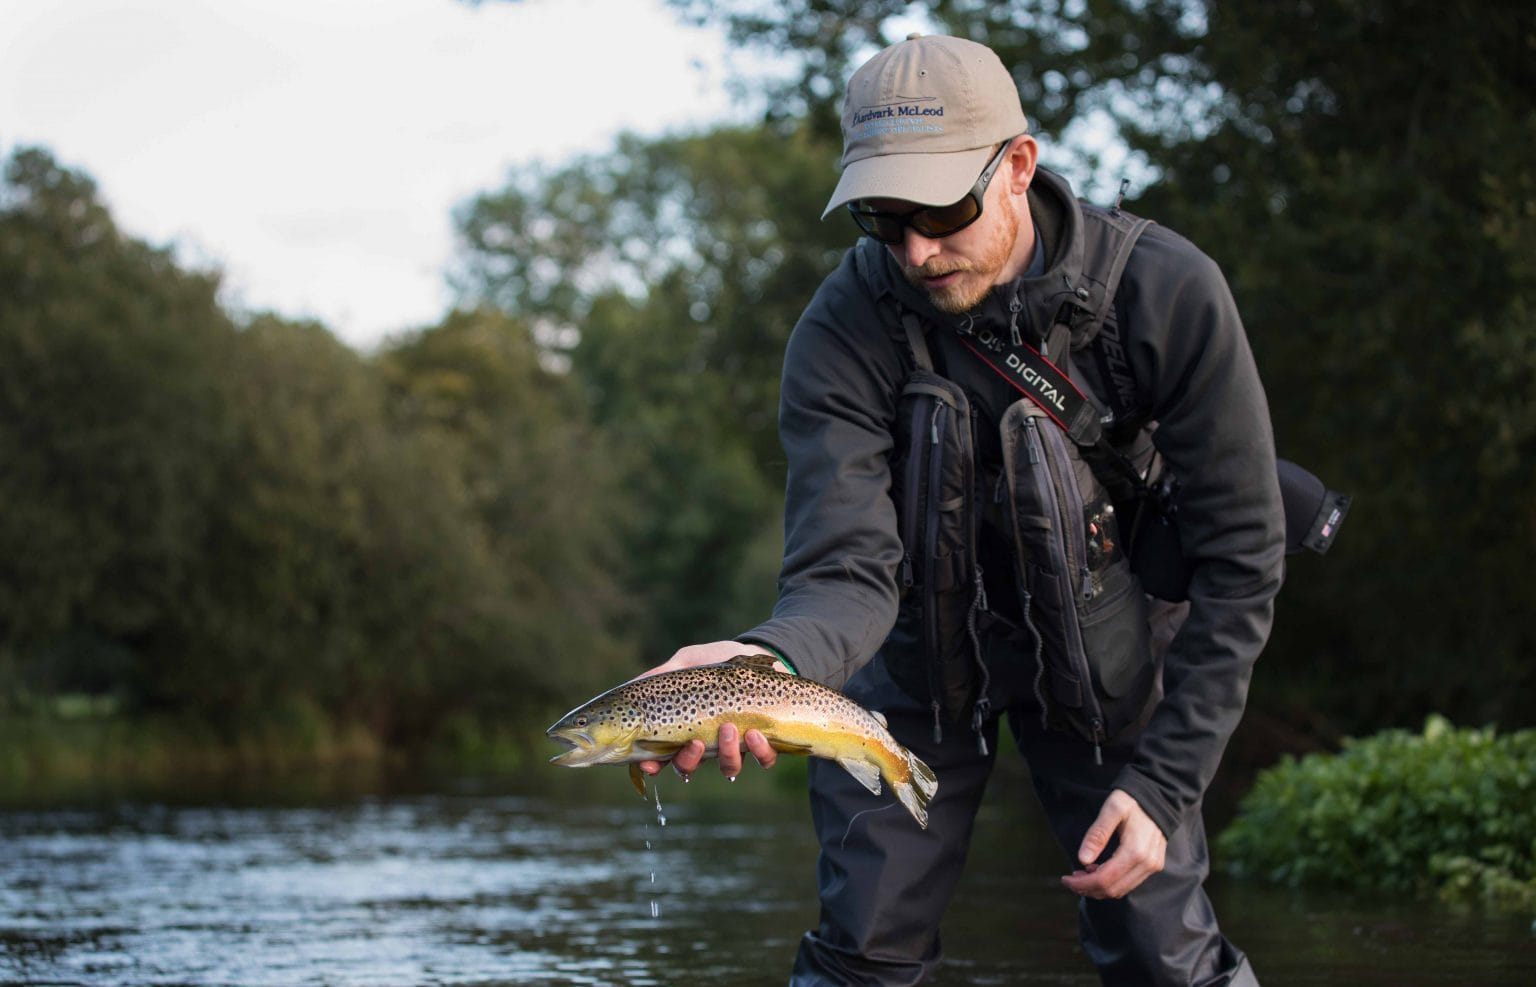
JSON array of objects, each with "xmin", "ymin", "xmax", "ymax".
[{"xmin": 1, "ymin": 0, "xmax": 743, "ymax": 350}]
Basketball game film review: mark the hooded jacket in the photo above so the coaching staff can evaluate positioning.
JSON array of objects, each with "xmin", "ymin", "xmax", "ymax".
[{"xmin": 738, "ymin": 168, "xmax": 1285, "ymax": 836}]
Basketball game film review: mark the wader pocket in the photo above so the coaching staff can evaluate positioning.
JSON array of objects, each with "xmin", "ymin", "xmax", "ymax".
[{"xmin": 886, "ymin": 371, "xmax": 980, "ymax": 726}]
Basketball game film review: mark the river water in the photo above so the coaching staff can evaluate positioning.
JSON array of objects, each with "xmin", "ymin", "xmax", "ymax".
[{"xmin": 2, "ymin": 760, "xmax": 1532, "ymax": 986}]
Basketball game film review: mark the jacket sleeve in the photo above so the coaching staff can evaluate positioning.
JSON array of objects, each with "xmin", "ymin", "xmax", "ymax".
[
  {"xmin": 1110, "ymin": 227, "xmax": 1287, "ymax": 837},
  {"xmin": 736, "ymin": 255, "xmax": 909, "ymax": 690}
]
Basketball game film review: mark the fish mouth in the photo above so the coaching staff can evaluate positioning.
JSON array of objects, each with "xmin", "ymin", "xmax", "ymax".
[{"xmin": 546, "ymin": 727, "xmax": 598, "ymax": 766}]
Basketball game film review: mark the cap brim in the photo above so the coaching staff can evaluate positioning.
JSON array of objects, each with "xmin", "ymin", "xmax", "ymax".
[{"xmin": 821, "ymin": 144, "xmax": 998, "ymax": 220}]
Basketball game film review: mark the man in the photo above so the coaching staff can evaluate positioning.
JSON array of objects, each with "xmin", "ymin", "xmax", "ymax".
[{"xmin": 640, "ymin": 32, "xmax": 1282, "ymax": 987}]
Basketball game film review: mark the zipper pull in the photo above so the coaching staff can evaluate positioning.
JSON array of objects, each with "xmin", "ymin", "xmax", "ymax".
[
  {"xmin": 972, "ymin": 698, "xmax": 991, "ymax": 756},
  {"xmin": 1080, "ymin": 565, "xmax": 1094, "ymax": 600},
  {"xmin": 930, "ymin": 405, "xmax": 942, "ymax": 445},
  {"xmin": 1092, "ymin": 718, "xmax": 1106, "ymax": 766},
  {"xmin": 931, "ymin": 702, "xmax": 944, "ymax": 745},
  {"xmin": 1024, "ymin": 419, "xmax": 1041, "ymax": 464},
  {"xmin": 900, "ymin": 553, "xmax": 914, "ymax": 588},
  {"xmin": 973, "ymin": 566, "xmax": 989, "ymax": 612},
  {"xmin": 1008, "ymin": 293, "xmax": 1024, "ymax": 347}
]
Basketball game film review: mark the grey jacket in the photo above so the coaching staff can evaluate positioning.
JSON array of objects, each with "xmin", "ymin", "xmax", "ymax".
[{"xmin": 739, "ymin": 168, "xmax": 1285, "ymax": 836}]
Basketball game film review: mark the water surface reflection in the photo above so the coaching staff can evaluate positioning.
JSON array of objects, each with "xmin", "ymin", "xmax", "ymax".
[{"xmin": 1, "ymin": 765, "xmax": 1531, "ymax": 985}]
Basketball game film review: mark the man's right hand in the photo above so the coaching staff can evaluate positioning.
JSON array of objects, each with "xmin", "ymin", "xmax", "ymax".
[{"xmin": 633, "ymin": 640, "xmax": 789, "ymax": 781}]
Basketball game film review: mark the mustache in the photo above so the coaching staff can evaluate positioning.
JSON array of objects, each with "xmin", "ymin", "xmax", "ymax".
[{"xmin": 903, "ymin": 260, "xmax": 973, "ymax": 281}]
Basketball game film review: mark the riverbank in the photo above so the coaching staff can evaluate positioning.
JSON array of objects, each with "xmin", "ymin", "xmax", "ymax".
[{"xmin": 0, "ymin": 699, "xmax": 550, "ymax": 805}]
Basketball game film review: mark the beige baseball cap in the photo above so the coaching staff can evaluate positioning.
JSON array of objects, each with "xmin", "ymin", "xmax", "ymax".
[{"xmin": 822, "ymin": 34, "xmax": 1029, "ymax": 219}]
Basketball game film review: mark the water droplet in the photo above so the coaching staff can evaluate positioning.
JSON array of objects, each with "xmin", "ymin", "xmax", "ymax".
[
  {"xmin": 727, "ymin": 775, "xmax": 737, "ymax": 783},
  {"xmin": 651, "ymin": 899, "xmax": 660, "ymax": 918},
  {"xmin": 644, "ymin": 840, "xmax": 652, "ymax": 850}
]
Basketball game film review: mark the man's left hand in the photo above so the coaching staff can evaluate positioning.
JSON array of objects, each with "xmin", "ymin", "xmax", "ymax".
[{"xmin": 1060, "ymin": 789, "xmax": 1166, "ymax": 899}]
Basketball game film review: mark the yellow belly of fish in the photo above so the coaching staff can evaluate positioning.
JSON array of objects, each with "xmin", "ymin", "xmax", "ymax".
[{"xmin": 651, "ymin": 712, "xmax": 909, "ymax": 783}]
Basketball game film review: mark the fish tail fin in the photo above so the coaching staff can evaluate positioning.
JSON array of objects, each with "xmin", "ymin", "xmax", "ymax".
[{"xmin": 892, "ymin": 749, "xmax": 938, "ymax": 830}]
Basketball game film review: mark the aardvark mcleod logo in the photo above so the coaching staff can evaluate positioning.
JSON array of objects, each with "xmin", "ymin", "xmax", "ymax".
[{"xmin": 851, "ymin": 94, "xmax": 946, "ymax": 140}]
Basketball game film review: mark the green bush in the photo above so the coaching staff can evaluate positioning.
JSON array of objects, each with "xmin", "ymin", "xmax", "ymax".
[{"xmin": 1216, "ymin": 716, "xmax": 1536, "ymax": 912}]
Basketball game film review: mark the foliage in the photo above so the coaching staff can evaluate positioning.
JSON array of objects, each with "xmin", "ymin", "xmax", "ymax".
[
  {"xmin": 9, "ymin": 0, "xmax": 1536, "ymax": 781},
  {"xmin": 1216, "ymin": 717, "xmax": 1536, "ymax": 912},
  {"xmin": 640, "ymin": 0, "xmax": 1536, "ymax": 733},
  {"xmin": 454, "ymin": 125, "xmax": 850, "ymax": 655},
  {"xmin": 0, "ymin": 146, "xmax": 238, "ymax": 680},
  {"xmin": 0, "ymin": 147, "xmax": 634, "ymax": 751}
]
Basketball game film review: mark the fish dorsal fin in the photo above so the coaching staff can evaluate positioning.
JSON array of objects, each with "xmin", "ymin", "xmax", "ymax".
[{"xmin": 726, "ymin": 653, "xmax": 781, "ymax": 672}]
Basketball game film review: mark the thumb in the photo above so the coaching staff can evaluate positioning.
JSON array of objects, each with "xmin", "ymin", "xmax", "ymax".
[{"xmin": 1077, "ymin": 800, "xmax": 1124, "ymax": 866}]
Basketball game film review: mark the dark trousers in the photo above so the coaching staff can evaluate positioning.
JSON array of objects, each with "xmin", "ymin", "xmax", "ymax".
[{"xmin": 789, "ymin": 641, "xmax": 1258, "ymax": 987}]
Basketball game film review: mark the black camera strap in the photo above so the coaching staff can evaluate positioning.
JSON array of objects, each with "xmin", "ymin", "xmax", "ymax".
[{"xmin": 954, "ymin": 324, "xmax": 1151, "ymax": 507}]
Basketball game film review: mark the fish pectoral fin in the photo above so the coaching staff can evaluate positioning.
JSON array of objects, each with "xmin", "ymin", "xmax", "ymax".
[
  {"xmin": 768, "ymin": 739, "xmax": 814, "ymax": 756},
  {"xmin": 628, "ymin": 763, "xmax": 648, "ymax": 797},
  {"xmin": 834, "ymin": 754, "xmax": 883, "ymax": 796},
  {"xmin": 632, "ymin": 740, "xmax": 686, "ymax": 760}
]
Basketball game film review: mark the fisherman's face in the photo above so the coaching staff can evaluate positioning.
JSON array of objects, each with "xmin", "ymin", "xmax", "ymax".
[
  {"xmin": 878, "ymin": 141, "xmax": 1037, "ymax": 314},
  {"xmin": 888, "ymin": 194, "xmax": 1020, "ymax": 313}
]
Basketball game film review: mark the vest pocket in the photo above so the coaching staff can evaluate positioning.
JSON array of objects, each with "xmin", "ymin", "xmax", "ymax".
[
  {"xmin": 887, "ymin": 371, "xmax": 979, "ymax": 728},
  {"xmin": 1003, "ymin": 400, "xmax": 1154, "ymax": 745}
]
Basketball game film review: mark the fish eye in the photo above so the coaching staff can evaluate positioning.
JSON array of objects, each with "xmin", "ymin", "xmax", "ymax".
[{"xmin": 574, "ymin": 715, "xmax": 588, "ymax": 727}]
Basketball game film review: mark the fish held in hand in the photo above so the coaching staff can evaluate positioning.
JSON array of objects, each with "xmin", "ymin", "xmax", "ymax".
[{"xmin": 546, "ymin": 654, "xmax": 939, "ymax": 828}]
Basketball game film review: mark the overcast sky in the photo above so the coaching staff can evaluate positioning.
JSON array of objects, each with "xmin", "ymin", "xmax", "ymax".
[{"xmin": 1, "ymin": 0, "xmax": 744, "ymax": 350}]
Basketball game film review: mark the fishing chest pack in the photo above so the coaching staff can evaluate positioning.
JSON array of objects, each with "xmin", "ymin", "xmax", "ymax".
[{"xmin": 854, "ymin": 199, "xmax": 1351, "ymax": 754}]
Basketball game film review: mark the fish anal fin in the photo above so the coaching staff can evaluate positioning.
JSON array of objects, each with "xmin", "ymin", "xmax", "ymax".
[{"xmin": 835, "ymin": 754, "xmax": 883, "ymax": 796}]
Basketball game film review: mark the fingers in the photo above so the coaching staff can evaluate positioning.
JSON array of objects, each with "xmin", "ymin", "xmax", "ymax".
[
  {"xmin": 743, "ymin": 728, "xmax": 777, "ymax": 770},
  {"xmin": 636, "ymin": 725, "xmax": 777, "ymax": 781},
  {"xmin": 716, "ymin": 724, "xmax": 743, "ymax": 777},
  {"xmin": 1075, "ymin": 800, "xmax": 1121, "ymax": 869},
  {"xmin": 1061, "ymin": 849, "xmax": 1154, "ymax": 899},
  {"xmin": 1060, "ymin": 790, "xmax": 1167, "ymax": 900}
]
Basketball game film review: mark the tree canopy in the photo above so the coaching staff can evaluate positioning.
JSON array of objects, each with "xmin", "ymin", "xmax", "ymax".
[
  {"xmin": 464, "ymin": 0, "xmax": 1535, "ymax": 733},
  {"xmin": 0, "ymin": 148, "xmax": 633, "ymax": 744},
  {"xmin": 5, "ymin": 0, "xmax": 1530, "ymax": 765}
]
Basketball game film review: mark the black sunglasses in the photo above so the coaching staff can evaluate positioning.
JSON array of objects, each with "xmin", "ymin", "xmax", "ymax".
[{"xmin": 846, "ymin": 138, "xmax": 1016, "ymax": 244}]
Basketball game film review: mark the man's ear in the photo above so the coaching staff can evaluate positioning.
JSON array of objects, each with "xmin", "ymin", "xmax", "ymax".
[{"xmin": 1006, "ymin": 135, "xmax": 1040, "ymax": 194}]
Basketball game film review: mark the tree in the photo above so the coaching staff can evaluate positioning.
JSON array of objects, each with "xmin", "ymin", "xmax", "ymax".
[
  {"xmin": 454, "ymin": 125, "xmax": 850, "ymax": 656},
  {"xmin": 379, "ymin": 308, "xmax": 635, "ymax": 708},
  {"xmin": 478, "ymin": 0, "xmax": 1536, "ymax": 730},
  {"xmin": 0, "ymin": 147, "xmax": 237, "ymax": 704},
  {"xmin": 0, "ymin": 146, "xmax": 637, "ymax": 744}
]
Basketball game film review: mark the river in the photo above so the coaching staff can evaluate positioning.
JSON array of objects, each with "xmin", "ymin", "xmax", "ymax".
[{"xmin": 2, "ymin": 759, "xmax": 1532, "ymax": 985}]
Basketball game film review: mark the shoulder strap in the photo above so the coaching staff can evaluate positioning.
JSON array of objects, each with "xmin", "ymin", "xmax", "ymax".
[
  {"xmin": 1092, "ymin": 214, "xmax": 1154, "ymax": 332},
  {"xmin": 1082, "ymin": 211, "xmax": 1154, "ymax": 427},
  {"xmin": 855, "ymin": 237, "xmax": 934, "ymax": 372}
]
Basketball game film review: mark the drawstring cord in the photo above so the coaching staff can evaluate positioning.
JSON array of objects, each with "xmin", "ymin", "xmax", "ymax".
[
  {"xmin": 966, "ymin": 566, "xmax": 992, "ymax": 756},
  {"xmin": 1021, "ymin": 590, "xmax": 1049, "ymax": 731}
]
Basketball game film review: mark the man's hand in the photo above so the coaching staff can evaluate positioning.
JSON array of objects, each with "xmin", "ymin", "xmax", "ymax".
[
  {"xmin": 1060, "ymin": 789, "xmax": 1167, "ymax": 899},
  {"xmin": 634, "ymin": 641, "xmax": 789, "ymax": 781}
]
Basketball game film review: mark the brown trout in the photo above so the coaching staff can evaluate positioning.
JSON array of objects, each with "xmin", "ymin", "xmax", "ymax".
[{"xmin": 546, "ymin": 654, "xmax": 939, "ymax": 828}]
